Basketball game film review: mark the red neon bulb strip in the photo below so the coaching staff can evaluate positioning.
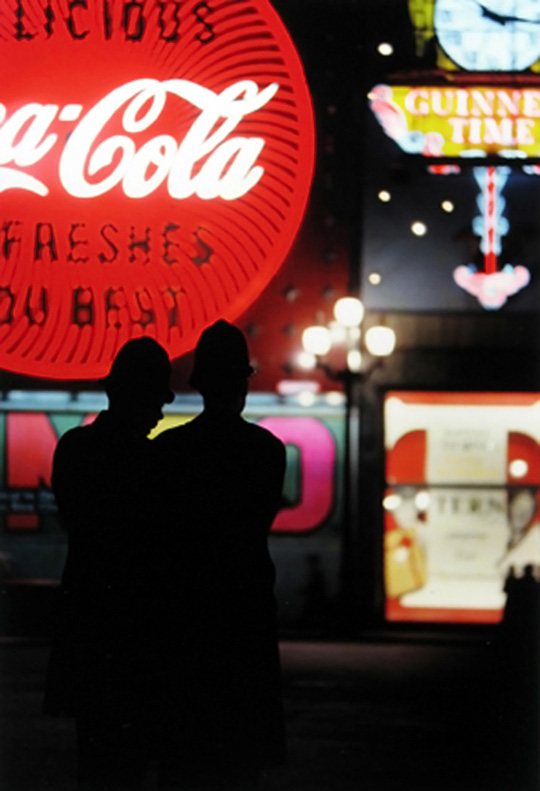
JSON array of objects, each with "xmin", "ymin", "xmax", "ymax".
[{"xmin": 484, "ymin": 166, "xmax": 497, "ymax": 275}]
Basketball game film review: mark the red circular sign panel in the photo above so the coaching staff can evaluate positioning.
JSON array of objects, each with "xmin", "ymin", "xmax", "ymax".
[{"xmin": 0, "ymin": 0, "xmax": 314, "ymax": 378}]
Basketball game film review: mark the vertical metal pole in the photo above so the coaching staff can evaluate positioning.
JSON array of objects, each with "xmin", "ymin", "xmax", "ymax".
[{"xmin": 340, "ymin": 370, "xmax": 362, "ymax": 635}]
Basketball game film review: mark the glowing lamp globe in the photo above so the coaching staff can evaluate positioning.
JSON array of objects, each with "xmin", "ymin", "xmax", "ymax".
[
  {"xmin": 302, "ymin": 326, "xmax": 332, "ymax": 357},
  {"xmin": 365, "ymin": 326, "xmax": 396, "ymax": 357},
  {"xmin": 333, "ymin": 297, "xmax": 365, "ymax": 328},
  {"xmin": 346, "ymin": 349, "xmax": 362, "ymax": 372},
  {"xmin": 296, "ymin": 351, "xmax": 317, "ymax": 371}
]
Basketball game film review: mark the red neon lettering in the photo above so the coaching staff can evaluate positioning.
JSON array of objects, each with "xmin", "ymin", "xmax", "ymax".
[{"xmin": 259, "ymin": 417, "xmax": 336, "ymax": 533}]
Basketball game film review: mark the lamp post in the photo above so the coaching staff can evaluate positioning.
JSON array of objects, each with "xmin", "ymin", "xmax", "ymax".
[{"xmin": 299, "ymin": 297, "xmax": 396, "ymax": 633}]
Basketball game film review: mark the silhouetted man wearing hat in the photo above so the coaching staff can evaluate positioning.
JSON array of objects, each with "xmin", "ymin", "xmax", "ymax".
[
  {"xmin": 154, "ymin": 321, "xmax": 287, "ymax": 791},
  {"xmin": 44, "ymin": 338, "xmax": 174, "ymax": 791}
]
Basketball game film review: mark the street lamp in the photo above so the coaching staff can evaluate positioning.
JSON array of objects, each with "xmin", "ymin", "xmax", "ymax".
[
  {"xmin": 299, "ymin": 296, "xmax": 397, "ymax": 634},
  {"xmin": 300, "ymin": 296, "xmax": 395, "ymax": 380}
]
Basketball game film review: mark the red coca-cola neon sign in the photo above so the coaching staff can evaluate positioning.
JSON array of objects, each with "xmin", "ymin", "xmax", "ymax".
[{"xmin": 0, "ymin": 0, "xmax": 315, "ymax": 378}]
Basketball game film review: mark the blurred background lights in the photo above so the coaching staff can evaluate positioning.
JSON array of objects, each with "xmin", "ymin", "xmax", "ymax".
[
  {"xmin": 509, "ymin": 459, "xmax": 529, "ymax": 478},
  {"xmin": 414, "ymin": 490, "xmax": 430, "ymax": 511},
  {"xmin": 333, "ymin": 296, "xmax": 364, "ymax": 328},
  {"xmin": 411, "ymin": 221, "xmax": 427, "ymax": 236},
  {"xmin": 377, "ymin": 42, "xmax": 394, "ymax": 56},
  {"xmin": 297, "ymin": 390, "xmax": 317, "ymax": 407},
  {"xmin": 378, "ymin": 190, "xmax": 391, "ymax": 202},
  {"xmin": 368, "ymin": 272, "xmax": 382, "ymax": 285},
  {"xmin": 329, "ymin": 321, "xmax": 348, "ymax": 344},
  {"xmin": 383, "ymin": 493, "xmax": 402, "ymax": 511},
  {"xmin": 394, "ymin": 546, "xmax": 409, "ymax": 563},
  {"xmin": 365, "ymin": 326, "xmax": 396, "ymax": 357},
  {"xmin": 347, "ymin": 349, "xmax": 363, "ymax": 372},
  {"xmin": 277, "ymin": 380, "xmax": 319, "ymax": 397},
  {"xmin": 325, "ymin": 391, "xmax": 346, "ymax": 407},
  {"xmin": 296, "ymin": 350, "xmax": 317, "ymax": 370},
  {"xmin": 441, "ymin": 200, "xmax": 455, "ymax": 213},
  {"xmin": 302, "ymin": 325, "xmax": 332, "ymax": 356}
]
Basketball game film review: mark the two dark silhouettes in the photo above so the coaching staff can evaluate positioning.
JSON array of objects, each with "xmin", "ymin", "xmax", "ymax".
[{"xmin": 44, "ymin": 321, "xmax": 287, "ymax": 791}]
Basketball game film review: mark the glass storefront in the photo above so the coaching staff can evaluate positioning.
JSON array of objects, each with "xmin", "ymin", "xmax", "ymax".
[{"xmin": 384, "ymin": 391, "xmax": 540, "ymax": 623}]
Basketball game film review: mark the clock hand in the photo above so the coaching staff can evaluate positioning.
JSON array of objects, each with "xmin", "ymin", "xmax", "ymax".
[{"xmin": 478, "ymin": 3, "xmax": 540, "ymax": 25}]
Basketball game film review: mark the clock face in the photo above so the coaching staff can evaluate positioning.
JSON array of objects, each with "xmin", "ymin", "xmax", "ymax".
[{"xmin": 434, "ymin": 0, "xmax": 540, "ymax": 71}]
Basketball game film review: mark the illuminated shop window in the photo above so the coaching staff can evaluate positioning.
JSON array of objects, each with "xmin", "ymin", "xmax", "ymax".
[
  {"xmin": 0, "ymin": 395, "xmax": 342, "ymax": 543},
  {"xmin": 384, "ymin": 392, "xmax": 540, "ymax": 624}
]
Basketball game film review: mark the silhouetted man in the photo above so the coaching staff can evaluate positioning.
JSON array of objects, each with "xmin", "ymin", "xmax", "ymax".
[
  {"xmin": 154, "ymin": 320, "xmax": 287, "ymax": 791},
  {"xmin": 44, "ymin": 338, "xmax": 174, "ymax": 791}
]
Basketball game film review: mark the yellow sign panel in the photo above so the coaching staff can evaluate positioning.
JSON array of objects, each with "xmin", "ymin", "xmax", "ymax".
[
  {"xmin": 369, "ymin": 83, "xmax": 540, "ymax": 157},
  {"xmin": 149, "ymin": 414, "xmax": 193, "ymax": 439},
  {"xmin": 408, "ymin": 0, "xmax": 435, "ymax": 58}
]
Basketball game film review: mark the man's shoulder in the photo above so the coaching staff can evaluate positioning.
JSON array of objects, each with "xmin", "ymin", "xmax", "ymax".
[
  {"xmin": 153, "ymin": 421, "xmax": 193, "ymax": 445},
  {"xmin": 52, "ymin": 424, "xmax": 101, "ymax": 492},
  {"xmin": 242, "ymin": 419, "xmax": 285, "ymax": 455},
  {"xmin": 152, "ymin": 421, "xmax": 200, "ymax": 460},
  {"xmin": 53, "ymin": 415, "xmax": 111, "ymax": 468},
  {"xmin": 154, "ymin": 415, "xmax": 284, "ymax": 456},
  {"xmin": 55, "ymin": 423, "xmax": 95, "ymax": 454}
]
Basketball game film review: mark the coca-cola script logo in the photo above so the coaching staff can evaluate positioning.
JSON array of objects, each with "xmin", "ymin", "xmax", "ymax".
[{"xmin": 0, "ymin": 0, "xmax": 315, "ymax": 379}]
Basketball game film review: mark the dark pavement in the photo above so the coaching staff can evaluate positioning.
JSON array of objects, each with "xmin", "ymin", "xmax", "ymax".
[{"xmin": 0, "ymin": 635, "xmax": 537, "ymax": 791}]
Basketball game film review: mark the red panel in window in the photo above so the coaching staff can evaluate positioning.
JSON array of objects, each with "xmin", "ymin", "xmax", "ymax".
[
  {"xmin": 6, "ymin": 412, "xmax": 59, "ymax": 531},
  {"xmin": 7, "ymin": 413, "xmax": 58, "ymax": 489},
  {"xmin": 7, "ymin": 514, "xmax": 39, "ymax": 531},
  {"xmin": 507, "ymin": 431, "xmax": 540, "ymax": 484},
  {"xmin": 386, "ymin": 429, "xmax": 426, "ymax": 485}
]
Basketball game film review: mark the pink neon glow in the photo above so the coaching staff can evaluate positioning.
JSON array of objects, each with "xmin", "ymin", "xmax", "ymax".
[
  {"xmin": 453, "ymin": 265, "xmax": 531, "ymax": 310},
  {"xmin": 369, "ymin": 85, "xmax": 408, "ymax": 140},
  {"xmin": 454, "ymin": 166, "xmax": 531, "ymax": 308},
  {"xmin": 259, "ymin": 416, "xmax": 336, "ymax": 532},
  {"xmin": 4, "ymin": 412, "xmax": 338, "ymax": 535}
]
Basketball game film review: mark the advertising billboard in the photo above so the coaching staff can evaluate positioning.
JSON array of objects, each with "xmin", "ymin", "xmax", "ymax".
[
  {"xmin": 0, "ymin": 0, "xmax": 315, "ymax": 379},
  {"xmin": 362, "ymin": 0, "xmax": 540, "ymax": 313},
  {"xmin": 0, "ymin": 391, "xmax": 345, "ymax": 632},
  {"xmin": 384, "ymin": 391, "xmax": 540, "ymax": 623}
]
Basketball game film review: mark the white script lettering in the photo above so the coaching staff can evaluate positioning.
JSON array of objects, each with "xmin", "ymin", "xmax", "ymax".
[{"xmin": 0, "ymin": 78, "xmax": 279, "ymax": 199}]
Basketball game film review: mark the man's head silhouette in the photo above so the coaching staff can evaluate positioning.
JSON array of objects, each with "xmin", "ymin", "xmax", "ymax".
[
  {"xmin": 190, "ymin": 320, "xmax": 254, "ymax": 410},
  {"xmin": 105, "ymin": 338, "xmax": 174, "ymax": 434}
]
